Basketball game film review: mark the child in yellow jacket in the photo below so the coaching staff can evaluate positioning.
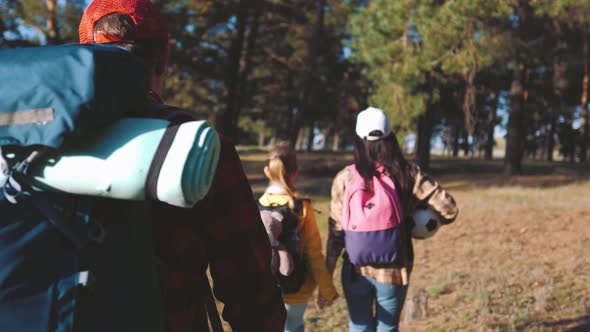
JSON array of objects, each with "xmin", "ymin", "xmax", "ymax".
[{"xmin": 258, "ymin": 143, "xmax": 338, "ymax": 332}]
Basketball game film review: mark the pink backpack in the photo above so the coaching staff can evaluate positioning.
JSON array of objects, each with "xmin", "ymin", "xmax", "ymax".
[{"xmin": 340, "ymin": 165, "xmax": 404, "ymax": 265}]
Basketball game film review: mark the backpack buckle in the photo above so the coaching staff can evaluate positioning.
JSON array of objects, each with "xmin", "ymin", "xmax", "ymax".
[
  {"xmin": 0, "ymin": 171, "xmax": 31, "ymax": 204},
  {"xmin": 77, "ymin": 270, "xmax": 96, "ymax": 294},
  {"xmin": 0, "ymin": 152, "xmax": 39, "ymax": 204}
]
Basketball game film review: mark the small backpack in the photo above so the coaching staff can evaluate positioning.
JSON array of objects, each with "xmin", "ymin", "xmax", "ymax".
[
  {"xmin": 258, "ymin": 198, "xmax": 308, "ymax": 294},
  {"xmin": 340, "ymin": 165, "xmax": 404, "ymax": 266}
]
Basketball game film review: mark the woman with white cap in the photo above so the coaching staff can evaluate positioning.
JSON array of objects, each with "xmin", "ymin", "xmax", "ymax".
[{"xmin": 326, "ymin": 107, "xmax": 459, "ymax": 331}]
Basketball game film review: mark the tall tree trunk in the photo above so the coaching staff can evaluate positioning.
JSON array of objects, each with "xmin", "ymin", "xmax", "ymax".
[
  {"xmin": 485, "ymin": 93, "xmax": 499, "ymax": 160},
  {"xmin": 580, "ymin": 32, "xmax": 589, "ymax": 163},
  {"xmin": 307, "ymin": 123, "xmax": 315, "ymax": 152},
  {"xmin": 332, "ymin": 133, "xmax": 341, "ymax": 152},
  {"xmin": 258, "ymin": 131, "xmax": 265, "ymax": 147},
  {"xmin": 505, "ymin": 62, "xmax": 526, "ymax": 175},
  {"xmin": 549, "ymin": 33, "xmax": 564, "ymax": 162},
  {"xmin": 284, "ymin": 78, "xmax": 297, "ymax": 141},
  {"xmin": 46, "ymin": 0, "xmax": 59, "ymax": 44},
  {"xmin": 505, "ymin": 0, "xmax": 533, "ymax": 175},
  {"xmin": 237, "ymin": 5, "xmax": 260, "ymax": 119},
  {"xmin": 295, "ymin": 127, "xmax": 306, "ymax": 151},
  {"xmin": 416, "ymin": 106, "xmax": 435, "ymax": 170},
  {"xmin": 333, "ymin": 71, "xmax": 350, "ymax": 151},
  {"xmin": 217, "ymin": 0, "xmax": 250, "ymax": 142},
  {"xmin": 452, "ymin": 123, "xmax": 460, "ymax": 157},
  {"xmin": 547, "ymin": 115, "xmax": 556, "ymax": 161},
  {"xmin": 463, "ymin": 70, "xmax": 477, "ymax": 135},
  {"xmin": 462, "ymin": 129, "xmax": 470, "ymax": 157},
  {"xmin": 289, "ymin": 0, "xmax": 326, "ymax": 146},
  {"xmin": 545, "ymin": 91, "xmax": 561, "ymax": 161},
  {"xmin": 319, "ymin": 127, "xmax": 330, "ymax": 151},
  {"xmin": 570, "ymin": 131, "xmax": 577, "ymax": 162}
]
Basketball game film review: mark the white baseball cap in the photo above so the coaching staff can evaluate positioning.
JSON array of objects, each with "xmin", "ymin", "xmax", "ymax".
[{"xmin": 355, "ymin": 107, "xmax": 391, "ymax": 141}]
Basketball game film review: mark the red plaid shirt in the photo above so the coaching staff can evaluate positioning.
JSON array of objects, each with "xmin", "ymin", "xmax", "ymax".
[{"xmin": 153, "ymin": 135, "xmax": 286, "ymax": 331}]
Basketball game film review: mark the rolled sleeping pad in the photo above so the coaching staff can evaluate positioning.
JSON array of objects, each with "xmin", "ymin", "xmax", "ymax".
[{"xmin": 29, "ymin": 118, "xmax": 220, "ymax": 208}]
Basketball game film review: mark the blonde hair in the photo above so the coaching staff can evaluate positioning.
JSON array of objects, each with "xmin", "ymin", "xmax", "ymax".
[{"xmin": 266, "ymin": 142, "xmax": 299, "ymax": 207}]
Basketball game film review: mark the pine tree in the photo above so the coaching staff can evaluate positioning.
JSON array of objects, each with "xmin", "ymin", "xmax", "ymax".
[{"xmin": 348, "ymin": 0, "xmax": 511, "ymax": 169}]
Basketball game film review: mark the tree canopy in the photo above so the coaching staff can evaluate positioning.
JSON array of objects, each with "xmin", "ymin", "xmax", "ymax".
[{"xmin": 2, "ymin": 0, "xmax": 590, "ymax": 171}]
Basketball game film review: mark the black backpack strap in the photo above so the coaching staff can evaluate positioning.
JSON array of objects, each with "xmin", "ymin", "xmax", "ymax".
[
  {"xmin": 144, "ymin": 123, "xmax": 181, "ymax": 200},
  {"xmin": 146, "ymin": 102, "xmax": 204, "ymax": 124},
  {"xmin": 143, "ymin": 103, "xmax": 203, "ymax": 201},
  {"xmin": 29, "ymin": 194, "xmax": 106, "ymax": 249},
  {"xmin": 292, "ymin": 198, "xmax": 310, "ymax": 221},
  {"xmin": 258, "ymin": 197, "xmax": 308, "ymax": 228},
  {"xmin": 183, "ymin": 274, "xmax": 223, "ymax": 332},
  {"xmin": 202, "ymin": 278, "xmax": 223, "ymax": 332}
]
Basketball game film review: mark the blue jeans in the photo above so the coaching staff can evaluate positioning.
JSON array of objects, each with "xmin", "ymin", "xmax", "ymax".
[
  {"xmin": 342, "ymin": 263, "xmax": 408, "ymax": 332},
  {"xmin": 284, "ymin": 302, "xmax": 308, "ymax": 332}
]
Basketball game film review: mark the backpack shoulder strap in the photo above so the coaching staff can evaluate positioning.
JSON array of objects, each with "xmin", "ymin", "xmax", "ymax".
[
  {"xmin": 200, "ymin": 277, "xmax": 223, "ymax": 332},
  {"xmin": 146, "ymin": 102, "xmax": 207, "ymax": 124},
  {"xmin": 292, "ymin": 198, "xmax": 306, "ymax": 216},
  {"xmin": 257, "ymin": 197, "xmax": 289, "ymax": 210}
]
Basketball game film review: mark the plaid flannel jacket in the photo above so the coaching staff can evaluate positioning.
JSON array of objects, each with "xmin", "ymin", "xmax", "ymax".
[
  {"xmin": 153, "ymin": 136, "xmax": 286, "ymax": 332},
  {"xmin": 326, "ymin": 163, "xmax": 459, "ymax": 285}
]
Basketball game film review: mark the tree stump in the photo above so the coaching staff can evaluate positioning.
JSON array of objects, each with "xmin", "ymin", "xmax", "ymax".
[{"xmin": 403, "ymin": 289, "xmax": 428, "ymax": 322}]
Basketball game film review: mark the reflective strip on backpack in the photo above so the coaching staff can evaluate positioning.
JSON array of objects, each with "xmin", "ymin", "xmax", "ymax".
[{"xmin": 0, "ymin": 108, "xmax": 54, "ymax": 126}]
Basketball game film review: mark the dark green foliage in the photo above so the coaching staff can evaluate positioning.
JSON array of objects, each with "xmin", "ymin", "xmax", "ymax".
[{"xmin": 4, "ymin": 0, "xmax": 590, "ymax": 166}]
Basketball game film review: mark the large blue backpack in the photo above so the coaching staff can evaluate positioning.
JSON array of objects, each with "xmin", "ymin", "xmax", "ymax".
[{"xmin": 0, "ymin": 44, "xmax": 164, "ymax": 332}]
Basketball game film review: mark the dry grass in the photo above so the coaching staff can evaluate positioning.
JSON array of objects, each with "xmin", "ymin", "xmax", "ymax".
[
  {"xmin": 236, "ymin": 152, "xmax": 590, "ymax": 332},
  {"xmin": 403, "ymin": 182, "xmax": 590, "ymax": 331}
]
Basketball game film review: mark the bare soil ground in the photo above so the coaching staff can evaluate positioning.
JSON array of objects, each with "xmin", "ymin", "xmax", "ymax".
[{"xmin": 238, "ymin": 151, "xmax": 590, "ymax": 332}]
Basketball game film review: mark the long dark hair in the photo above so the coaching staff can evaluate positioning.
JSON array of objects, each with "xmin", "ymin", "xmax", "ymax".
[{"xmin": 353, "ymin": 132, "xmax": 413, "ymax": 198}]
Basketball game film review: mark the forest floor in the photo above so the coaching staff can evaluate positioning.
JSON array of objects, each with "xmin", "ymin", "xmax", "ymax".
[{"xmin": 236, "ymin": 151, "xmax": 590, "ymax": 332}]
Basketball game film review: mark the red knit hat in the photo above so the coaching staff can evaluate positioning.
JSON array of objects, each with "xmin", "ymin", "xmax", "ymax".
[{"xmin": 79, "ymin": 0, "xmax": 169, "ymax": 44}]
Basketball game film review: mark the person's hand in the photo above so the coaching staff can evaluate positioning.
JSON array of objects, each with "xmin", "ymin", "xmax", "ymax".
[{"xmin": 317, "ymin": 292, "xmax": 339, "ymax": 309}]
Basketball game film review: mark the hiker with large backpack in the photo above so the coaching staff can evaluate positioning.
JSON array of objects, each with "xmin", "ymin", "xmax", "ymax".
[
  {"xmin": 0, "ymin": 0, "xmax": 285, "ymax": 331},
  {"xmin": 77, "ymin": 1, "xmax": 286, "ymax": 331},
  {"xmin": 258, "ymin": 143, "xmax": 338, "ymax": 332},
  {"xmin": 326, "ymin": 107, "xmax": 459, "ymax": 332}
]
